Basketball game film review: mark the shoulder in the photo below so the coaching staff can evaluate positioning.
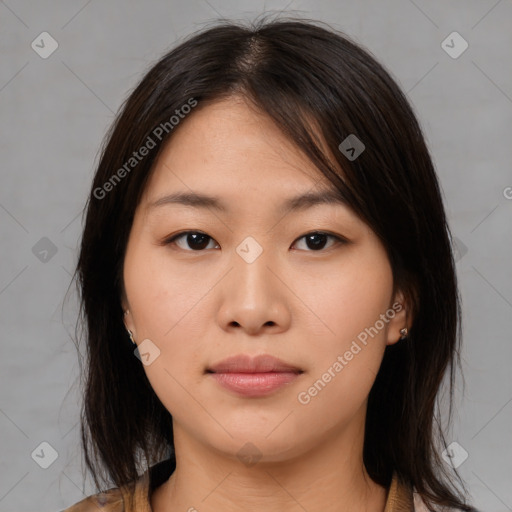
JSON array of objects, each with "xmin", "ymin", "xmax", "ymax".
[
  {"xmin": 60, "ymin": 457, "xmax": 174, "ymax": 512},
  {"xmin": 60, "ymin": 487, "xmax": 125, "ymax": 512}
]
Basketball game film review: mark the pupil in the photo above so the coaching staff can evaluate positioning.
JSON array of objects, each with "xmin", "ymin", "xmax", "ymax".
[
  {"xmin": 306, "ymin": 233, "xmax": 327, "ymax": 250},
  {"xmin": 188, "ymin": 233, "xmax": 209, "ymax": 250}
]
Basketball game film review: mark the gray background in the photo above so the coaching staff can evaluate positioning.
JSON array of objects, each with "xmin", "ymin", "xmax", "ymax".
[{"xmin": 1, "ymin": 1, "xmax": 511, "ymax": 511}]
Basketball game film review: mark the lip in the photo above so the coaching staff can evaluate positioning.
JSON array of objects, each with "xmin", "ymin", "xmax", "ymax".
[
  {"xmin": 206, "ymin": 354, "xmax": 303, "ymax": 397},
  {"xmin": 207, "ymin": 354, "xmax": 302, "ymax": 374}
]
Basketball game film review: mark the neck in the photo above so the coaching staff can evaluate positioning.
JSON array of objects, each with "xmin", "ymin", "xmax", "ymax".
[{"xmin": 151, "ymin": 415, "xmax": 388, "ymax": 512}]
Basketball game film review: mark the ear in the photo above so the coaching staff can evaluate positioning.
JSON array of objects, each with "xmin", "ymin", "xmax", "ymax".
[
  {"xmin": 385, "ymin": 289, "xmax": 410, "ymax": 346},
  {"xmin": 121, "ymin": 295, "xmax": 136, "ymax": 336}
]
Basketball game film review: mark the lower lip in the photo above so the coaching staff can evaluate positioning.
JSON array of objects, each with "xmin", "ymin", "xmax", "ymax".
[{"xmin": 209, "ymin": 371, "xmax": 300, "ymax": 397}]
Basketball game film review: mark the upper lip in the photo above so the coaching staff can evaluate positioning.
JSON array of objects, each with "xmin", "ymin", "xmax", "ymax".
[{"xmin": 207, "ymin": 354, "xmax": 303, "ymax": 374}]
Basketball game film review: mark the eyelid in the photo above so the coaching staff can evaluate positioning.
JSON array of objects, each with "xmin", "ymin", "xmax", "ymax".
[
  {"xmin": 161, "ymin": 230, "xmax": 347, "ymax": 252},
  {"xmin": 161, "ymin": 230, "xmax": 218, "ymax": 250},
  {"xmin": 291, "ymin": 231, "xmax": 346, "ymax": 252}
]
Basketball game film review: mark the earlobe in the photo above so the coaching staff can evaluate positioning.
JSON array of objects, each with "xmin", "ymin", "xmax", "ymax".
[
  {"xmin": 123, "ymin": 308, "xmax": 130, "ymax": 329},
  {"xmin": 123, "ymin": 309, "xmax": 137, "ymax": 345},
  {"xmin": 386, "ymin": 292, "xmax": 410, "ymax": 346},
  {"xmin": 120, "ymin": 290, "xmax": 130, "ymax": 323},
  {"xmin": 121, "ymin": 294, "xmax": 132, "ymax": 330}
]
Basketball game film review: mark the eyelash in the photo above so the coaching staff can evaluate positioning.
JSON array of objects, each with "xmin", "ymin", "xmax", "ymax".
[{"xmin": 162, "ymin": 230, "xmax": 346, "ymax": 253}]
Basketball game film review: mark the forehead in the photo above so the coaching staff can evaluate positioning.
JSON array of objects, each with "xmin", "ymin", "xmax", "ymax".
[{"xmin": 142, "ymin": 97, "xmax": 342, "ymax": 208}]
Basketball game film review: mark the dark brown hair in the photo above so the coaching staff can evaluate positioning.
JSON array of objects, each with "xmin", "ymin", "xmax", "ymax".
[{"xmin": 74, "ymin": 14, "xmax": 475, "ymax": 510}]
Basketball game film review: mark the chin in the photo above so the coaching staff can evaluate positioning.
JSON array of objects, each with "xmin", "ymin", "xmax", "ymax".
[{"xmin": 206, "ymin": 430, "xmax": 308, "ymax": 466}]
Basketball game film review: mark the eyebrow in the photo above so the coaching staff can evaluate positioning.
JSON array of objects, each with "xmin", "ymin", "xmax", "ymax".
[{"xmin": 147, "ymin": 188, "xmax": 349, "ymax": 214}]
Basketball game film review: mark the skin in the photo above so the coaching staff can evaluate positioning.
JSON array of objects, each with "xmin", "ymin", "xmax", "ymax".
[{"xmin": 122, "ymin": 96, "xmax": 410, "ymax": 512}]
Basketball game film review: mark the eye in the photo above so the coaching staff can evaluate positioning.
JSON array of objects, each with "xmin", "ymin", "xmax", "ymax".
[
  {"xmin": 292, "ymin": 231, "xmax": 343, "ymax": 252},
  {"xmin": 164, "ymin": 231, "xmax": 219, "ymax": 251},
  {"xmin": 163, "ymin": 230, "xmax": 344, "ymax": 252}
]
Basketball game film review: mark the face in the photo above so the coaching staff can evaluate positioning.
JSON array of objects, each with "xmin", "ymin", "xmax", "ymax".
[{"xmin": 122, "ymin": 96, "xmax": 408, "ymax": 463}]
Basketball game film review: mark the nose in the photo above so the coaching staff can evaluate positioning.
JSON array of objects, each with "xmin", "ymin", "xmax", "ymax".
[{"xmin": 216, "ymin": 245, "xmax": 291, "ymax": 336}]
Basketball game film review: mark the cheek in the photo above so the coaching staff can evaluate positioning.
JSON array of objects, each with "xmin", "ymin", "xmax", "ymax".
[
  {"xmin": 123, "ymin": 241, "xmax": 213, "ymax": 395},
  {"xmin": 294, "ymin": 245, "xmax": 393, "ymax": 349},
  {"xmin": 124, "ymin": 242, "xmax": 209, "ymax": 340},
  {"xmin": 292, "ymin": 247, "xmax": 393, "ymax": 408},
  {"xmin": 124, "ymin": 245, "xmax": 211, "ymax": 416}
]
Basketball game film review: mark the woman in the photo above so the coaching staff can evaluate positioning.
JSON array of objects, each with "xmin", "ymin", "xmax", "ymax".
[{"xmin": 63, "ymin": 16, "xmax": 479, "ymax": 512}]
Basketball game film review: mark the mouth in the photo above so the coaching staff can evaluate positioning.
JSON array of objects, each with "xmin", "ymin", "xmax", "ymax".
[
  {"xmin": 206, "ymin": 354, "xmax": 304, "ymax": 397},
  {"xmin": 206, "ymin": 353, "xmax": 303, "ymax": 374}
]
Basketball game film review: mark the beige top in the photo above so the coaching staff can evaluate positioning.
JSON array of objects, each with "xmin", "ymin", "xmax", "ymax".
[{"xmin": 61, "ymin": 458, "xmax": 431, "ymax": 512}]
